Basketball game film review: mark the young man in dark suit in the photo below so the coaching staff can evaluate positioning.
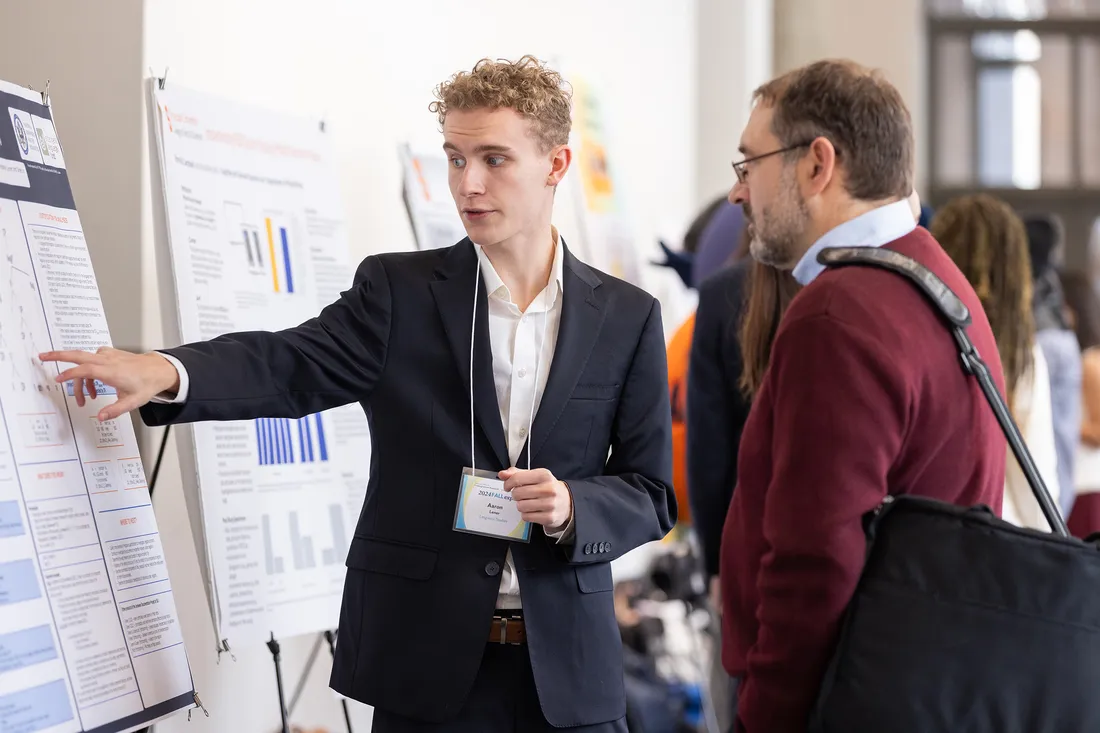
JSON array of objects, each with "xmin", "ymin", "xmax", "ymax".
[
  {"xmin": 42, "ymin": 56, "xmax": 675, "ymax": 732},
  {"xmin": 719, "ymin": 60, "xmax": 1006, "ymax": 733}
]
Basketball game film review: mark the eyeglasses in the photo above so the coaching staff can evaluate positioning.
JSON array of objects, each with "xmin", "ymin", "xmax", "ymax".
[{"xmin": 731, "ymin": 141, "xmax": 814, "ymax": 184}]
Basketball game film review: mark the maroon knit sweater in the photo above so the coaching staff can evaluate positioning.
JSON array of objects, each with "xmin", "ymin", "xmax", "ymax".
[{"xmin": 720, "ymin": 227, "xmax": 1007, "ymax": 732}]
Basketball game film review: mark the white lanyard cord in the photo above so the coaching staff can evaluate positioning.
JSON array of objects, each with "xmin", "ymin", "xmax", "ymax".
[
  {"xmin": 524, "ymin": 287, "xmax": 548, "ymax": 471},
  {"xmin": 470, "ymin": 258, "xmax": 480, "ymax": 475}
]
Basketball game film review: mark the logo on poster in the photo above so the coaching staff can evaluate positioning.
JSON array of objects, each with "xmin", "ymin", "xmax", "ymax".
[{"xmin": 14, "ymin": 116, "xmax": 28, "ymax": 154}]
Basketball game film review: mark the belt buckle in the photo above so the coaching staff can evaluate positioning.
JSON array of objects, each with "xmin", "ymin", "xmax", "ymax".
[{"xmin": 493, "ymin": 615, "xmax": 522, "ymax": 645}]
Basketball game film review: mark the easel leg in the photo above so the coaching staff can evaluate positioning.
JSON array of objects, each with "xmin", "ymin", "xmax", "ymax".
[
  {"xmin": 325, "ymin": 629, "xmax": 354, "ymax": 733},
  {"xmin": 267, "ymin": 633, "xmax": 290, "ymax": 733}
]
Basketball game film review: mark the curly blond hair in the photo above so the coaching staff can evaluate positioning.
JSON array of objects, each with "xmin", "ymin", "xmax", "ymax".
[{"xmin": 430, "ymin": 55, "xmax": 572, "ymax": 151}]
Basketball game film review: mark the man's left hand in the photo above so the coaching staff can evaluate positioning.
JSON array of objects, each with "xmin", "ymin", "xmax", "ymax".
[{"xmin": 499, "ymin": 467, "xmax": 572, "ymax": 532}]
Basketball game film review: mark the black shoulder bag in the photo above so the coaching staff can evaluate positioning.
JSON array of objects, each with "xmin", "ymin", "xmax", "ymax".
[{"xmin": 808, "ymin": 247, "xmax": 1100, "ymax": 733}]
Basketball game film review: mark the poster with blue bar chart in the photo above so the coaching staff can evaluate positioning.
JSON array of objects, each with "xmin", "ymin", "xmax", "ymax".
[
  {"xmin": 0, "ymin": 78, "xmax": 195, "ymax": 732},
  {"xmin": 148, "ymin": 81, "xmax": 371, "ymax": 649}
]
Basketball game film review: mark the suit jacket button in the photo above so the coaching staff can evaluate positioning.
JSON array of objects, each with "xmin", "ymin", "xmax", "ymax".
[
  {"xmin": 485, "ymin": 561, "xmax": 501, "ymax": 576},
  {"xmin": 584, "ymin": 543, "xmax": 592, "ymax": 555},
  {"xmin": 604, "ymin": 542, "xmax": 612, "ymax": 553},
  {"xmin": 597, "ymin": 542, "xmax": 606, "ymax": 553}
]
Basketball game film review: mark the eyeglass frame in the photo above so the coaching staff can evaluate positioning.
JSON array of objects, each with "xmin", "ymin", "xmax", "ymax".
[{"xmin": 731, "ymin": 140, "xmax": 816, "ymax": 184}]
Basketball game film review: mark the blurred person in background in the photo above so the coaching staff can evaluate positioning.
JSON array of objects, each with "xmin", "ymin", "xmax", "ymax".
[
  {"xmin": 1025, "ymin": 214, "xmax": 1081, "ymax": 518},
  {"xmin": 1059, "ymin": 272, "xmax": 1100, "ymax": 537},
  {"xmin": 718, "ymin": 59, "xmax": 1006, "ymax": 733},
  {"xmin": 932, "ymin": 195, "xmax": 1061, "ymax": 530},
  {"xmin": 683, "ymin": 204, "xmax": 752, "ymax": 733},
  {"xmin": 692, "ymin": 203, "xmax": 748, "ymax": 289},
  {"xmin": 662, "ymin": 196, "xmax": 741, "ymax": 533},
  {"xmin": 685, "ymin": 204, "xmax": 753, "ymax": 579}
]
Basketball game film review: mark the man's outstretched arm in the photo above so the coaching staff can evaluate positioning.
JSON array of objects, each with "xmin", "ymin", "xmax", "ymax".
[{"xmin": 41, "ymin": 255, "xmax": 393, "ymax": 424}]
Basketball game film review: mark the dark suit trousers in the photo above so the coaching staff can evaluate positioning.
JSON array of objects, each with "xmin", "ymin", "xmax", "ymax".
[{"xmin": 369, "ymin": 643, "xmax": 628, "ymax": 733}]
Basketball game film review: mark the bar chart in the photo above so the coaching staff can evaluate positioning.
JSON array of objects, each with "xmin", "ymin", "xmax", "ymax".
[
  {"xmin": 261, "ymin": 503, "xmax": 351, "ymax": 576},
  {"xmin": 255, "ymin": 414, "xmax": 329, "ymax": 466},
  {"xmin": 264, "ymin": 216, "xmax": 296, "ymax": 294}
]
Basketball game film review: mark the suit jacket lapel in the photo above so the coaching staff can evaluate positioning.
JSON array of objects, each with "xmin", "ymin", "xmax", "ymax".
[
  {"xmin": 429, "ymin": 240, "xmax": 510, "ymax": 469},
  {"xmin": 526, "ymin": 245, "xmax": 607, "ymax": 463}
]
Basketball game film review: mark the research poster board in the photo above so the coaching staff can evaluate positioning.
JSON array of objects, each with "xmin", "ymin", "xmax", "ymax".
[
  {"xmin": 567, "ymin": 76, "xmax": 643, "ymax": 287},
  {"xmin": 148, "ymin": 81, "xmax": 370, "ymax": 650},
  {"xmin": 0, "ymin": 78, "xmax": 195, "ymax": 732},
  {"xmin": 400, "ymin": 143, "xmax": 466, "ymax": 251}
]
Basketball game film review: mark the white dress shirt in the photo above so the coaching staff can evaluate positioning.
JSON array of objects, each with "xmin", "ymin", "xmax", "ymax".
[
  {"xmin": 475, "ymin": 232, "xmax": 569, "ymax": 609},
  {"xmin": 153, "ymin": 232, "xmax": 571, "ymax": 610},
  {"xmin": 791, "ymin": 199, "xmax": 917, "ymax": 286}
]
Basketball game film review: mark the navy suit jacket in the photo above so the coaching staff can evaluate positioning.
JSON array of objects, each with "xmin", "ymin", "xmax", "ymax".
[
  {"xmin": 686, "ymin": 260, "xmax": 752, "ymax": 579},
  {"xmin": 140, "ymin": 239, "xmax": 676, "ymax": 726}
]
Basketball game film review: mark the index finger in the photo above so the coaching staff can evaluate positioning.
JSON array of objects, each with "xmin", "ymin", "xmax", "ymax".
[
  {"xmin": 503, "ymin": 468, "xmax": 552, "ymax": 490},
  {"xmin": 39, "ymin": 350, "xmax": 98, "ymax": 365}
]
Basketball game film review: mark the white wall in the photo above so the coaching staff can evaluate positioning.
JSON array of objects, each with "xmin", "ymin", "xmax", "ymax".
[{"xmin": 139, "ymin": 2, "xmax": 700, "ymax": 732}]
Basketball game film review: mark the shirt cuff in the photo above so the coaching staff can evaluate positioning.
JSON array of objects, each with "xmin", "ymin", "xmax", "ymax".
[
  {"xmin": 149, "ymin": 352, "xmax": 189, "ymax": 404},
  {"xmin": 545, "ymin": 498, "xmax": 575, "ymax": 543}
]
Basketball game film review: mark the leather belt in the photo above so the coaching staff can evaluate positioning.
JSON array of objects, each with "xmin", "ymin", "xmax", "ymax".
[{"xmin": 488, "ymin": 615, "xmax": 526, "ymax": 645}]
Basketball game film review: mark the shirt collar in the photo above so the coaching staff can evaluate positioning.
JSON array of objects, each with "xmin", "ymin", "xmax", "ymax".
[
  {"xmin": 475, "ymin": 227, "xmax": 564, "ymax": 307},
  {"xmin": 791, "ymin": 199, "xmax": 917, "ymax": 286}
]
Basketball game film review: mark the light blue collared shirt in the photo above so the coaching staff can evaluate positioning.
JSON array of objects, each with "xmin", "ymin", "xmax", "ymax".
[{"xmin": 791, "ymin": 199, "xmax": 917, "ymax": 286}]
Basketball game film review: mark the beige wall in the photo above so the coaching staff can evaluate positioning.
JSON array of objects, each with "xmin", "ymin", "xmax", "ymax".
[
  {"xmin": 695, "ymin": 0, "xmax": 774, "ymax": 202},
  {"xmin": 772, "ymin": 0, "xmax": 928, "ymax": 192},
  {"xmin": 0, "ymin": 0, "xmax": 146, "ymax": 351}
]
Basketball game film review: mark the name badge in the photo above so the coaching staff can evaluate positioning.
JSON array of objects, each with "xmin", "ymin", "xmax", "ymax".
[{"xmin": 453, "ymin": 467, "xmax": 531, "ymax": 542}]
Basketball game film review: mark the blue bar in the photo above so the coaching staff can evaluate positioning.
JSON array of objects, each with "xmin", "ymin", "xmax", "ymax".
[
  {"xmin": 298, "ymin": 419, "xmax": 306, "ymax": 463},
  {"xmin": 284, "ymin": 419, "xmax": 294, "ymax": 464},
  {"xmin": 315, "ymin": 414, "xmax": 328, "ymax": 461},
  {"xmin": 256, "ymin": 421, "xmax": 264, "ymax": 465},
  {"xmin": 265, "ymin": 419, "xmax": 274, "ymax": 465},
  {"xmin": 0, "ymin": 679, "xmax": 73, "ymax": 732},
  {"xmin": 0, "ymin": 560, "xmax": 41, "ymax": 606},
  {"xmin": 0, "ymin": 625, "xmax": 57, "ymax": 674},
  {"xmin": 280, "ymin": 227, "xmax": 294, "ymax": 293},
  {"xmin": 280, "ymin": 419, "xmax": 287, "ymax": 464},
  {"xmin": 279, "ymin": 419, "xmax": 289, "ymax": 464},
  {"xmin": 0, "ymin": 501, "xmax": 23, "ymax": 539},
  {"xmin": 279, "ymin": 419, "xmax": 287, "ymax": 464},
  {"xmin": 304, "ymin": 418, "xmax": 314, "ymax": 463}
]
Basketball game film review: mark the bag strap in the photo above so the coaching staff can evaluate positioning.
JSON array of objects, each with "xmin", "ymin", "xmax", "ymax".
[{"xmin": 817, "ymin": 246, "xmax": 1070, "ymax": 538}]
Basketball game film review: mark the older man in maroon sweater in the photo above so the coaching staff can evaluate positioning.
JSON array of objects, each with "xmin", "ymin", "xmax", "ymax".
[{"xmin": 719, "ymin": 61, "xmax": 1007, "ymax": 733}]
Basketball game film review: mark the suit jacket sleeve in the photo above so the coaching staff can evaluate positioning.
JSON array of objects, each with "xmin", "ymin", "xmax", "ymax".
[
  {"xmin": 562, "ymin": 298, "xmax": 677, "ymax": 563},
  {"xmin": 687, "ymin": 267, "xmax": 749, "ymax": 578},
  {"xmin": 735, "ymin": 314, "xmax": 907, "ymax": 733},
  {"xmin": 140, "ymin": 255, "xmax": 392, "ymax": 426}
]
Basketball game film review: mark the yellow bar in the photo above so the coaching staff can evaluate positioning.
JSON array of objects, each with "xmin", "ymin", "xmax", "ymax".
[{"xmin": 265, "ymin": 218, "xmax": 280, "ymax": 292}]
